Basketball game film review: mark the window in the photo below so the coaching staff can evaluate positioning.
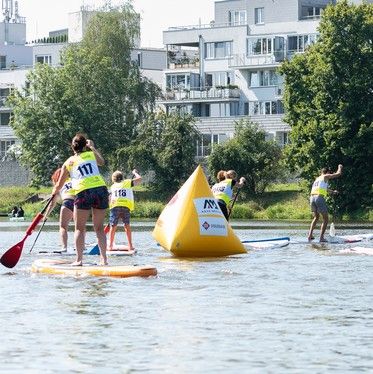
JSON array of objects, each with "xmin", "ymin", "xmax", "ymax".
[
  {"xmin": 255, "ymin": 7, "xmax": 264, "ymax": 24},
  {"xmin": 250, "ymin": 101, "xmax": 284, "ymax": 115},
  {"xmin": 166, "ymin": 74, "xmax": 190, "ymax": 90},
  {"xmin": 247, "ymin": 37, "xmax": 273, "ymax": 55},
  {"xmin": 229, "ymin": 10, "xmax": 247, "ymax": 26},
  {"xmin": 196, "ymin": 133, "xmax": 229, "ymax": 157},
  {"xmin": 0, "ymin": 112, "xmax": 10, "ymax": 126},
  {"xmin": 288, "ymin": 34, "xmax": 319, "ymax": 54},
  {"xmin": 205, "ymin": 42, "xmax": 232, "ymax": 59},
  {"xmin": 249, "ymin": 70, "xmax": 278, "ymax": 87},
  {"xmin": 206, "ymin": 71, "xmax": 234, "ymax": 87},
  {"xmin": 0, "ymin": 140, "xmax": 15, "ymax": 158},
  {"xmin": 301, "ymin": 6, "xmax": 324, "ymax": 19},
  {"xmin": 35, "ymin": 55, "xmax": 52, "ymax": 65},
  {"xmin": 0, "ymin": 55, "xmax": 6, "ymax": 69}
]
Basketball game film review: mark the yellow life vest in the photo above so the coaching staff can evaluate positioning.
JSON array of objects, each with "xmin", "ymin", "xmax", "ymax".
[
  {"xmin": 110, "ymin": 179, "xmax": 134, "ymax": 210},
  {"xmin": 60, "ymin": 178, "xmax": 75, "ymax": 200},
  {"xmin": 211, "ymin": 179, "xmax": 234, "ymax": 205},
  {"xmin": 310, "ymin": 176, "xmax": 328, "ymax": 197},
  {"xmin": 66, "ymin": 151, "xmax": 106, "ymax": 194}
]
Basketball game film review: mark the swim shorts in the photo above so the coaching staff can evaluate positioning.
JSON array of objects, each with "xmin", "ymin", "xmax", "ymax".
[
  {"xmin": 109, "ymin": 206, "xmax": 131, "ymax": 226},
  {"xmin": 62, "ymin": 199, "xmax": 74, "ymax": 212},
  {"xmin": 310, "ymin": 195, "xmax": 328, "ymax": 214},
  {"xmin": 75, "ymin": 186, "xmax": 109, "ymax": 210}
]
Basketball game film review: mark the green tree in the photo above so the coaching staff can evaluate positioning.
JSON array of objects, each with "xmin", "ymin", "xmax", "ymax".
[
  {"xmin": 115, "ymin": 111, "xmax": 201, "ymax": 196},
  {"xmin": 9, "ymin": 2, "xmax": 160, "ymax": 186},
  {"xmin": 280, "ymin": 1, "xmax": 373, "ymax": 212},
  {"xmin": 208, "ymin": 119, "xmax": 283, "ymax": 195}
]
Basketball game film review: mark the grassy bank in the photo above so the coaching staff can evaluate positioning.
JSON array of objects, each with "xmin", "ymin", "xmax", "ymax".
[{"xmin": 0, "ymin": 184, "xmax": 371, "ymax": 222}]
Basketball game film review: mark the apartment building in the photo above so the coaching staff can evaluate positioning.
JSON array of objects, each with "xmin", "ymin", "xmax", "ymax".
[
  {"xmin": 159, "ymin": 0, "xmax": 353, "ymax": 157},
  {"xmin": 0, "ymin": 3, "xmax": 166, "ymax": 185}
]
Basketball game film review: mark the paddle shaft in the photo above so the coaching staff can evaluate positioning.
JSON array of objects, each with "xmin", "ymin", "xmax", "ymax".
[
  {"xmin": 227, "ymin": 188, "xmax": 241, "ymax": 219},
  {"xmin": 29, "ymin": 218, "xmax": 47, "ymax": 253}
]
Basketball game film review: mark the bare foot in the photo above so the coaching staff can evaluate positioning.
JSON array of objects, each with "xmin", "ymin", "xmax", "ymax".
[
  {"xmin": 319, "ymin": 238, "xmax": 328, "ymax": 243},
  {"xmin": 307, "ymin": 236, "xmax": 315, "ymax": 242},
  {"xmin": 71, "ymin": 261, "xmax": 82, "ymax": 266}
]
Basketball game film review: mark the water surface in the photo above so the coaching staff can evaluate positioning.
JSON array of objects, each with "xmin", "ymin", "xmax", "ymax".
[{"xmin": 1, "ymin": 221, "xmax": 372, "ymax": 373}]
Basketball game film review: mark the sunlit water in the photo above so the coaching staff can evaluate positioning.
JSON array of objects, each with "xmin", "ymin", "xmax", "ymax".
[{"xmin": 1, "ymin": 220, "xmax": 372, "ymax": 373}]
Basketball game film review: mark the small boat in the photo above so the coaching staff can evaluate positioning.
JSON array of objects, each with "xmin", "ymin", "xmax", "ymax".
[
  {"xmin": 9, "ymin": 216, "xmax": 26, "ymax": 222},
  {"xmin": 31, "ymin": 259, "xmax": 157, "ymax": 278}
]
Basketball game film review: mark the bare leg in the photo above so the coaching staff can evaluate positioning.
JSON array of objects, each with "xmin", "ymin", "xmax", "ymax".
[
  {"xmin": 320, "ymin": 212, "xmax": 329, "ymax": 242},
  {"xmin": 108, "ymin": 225, "xmax": 117, "ymax": 250},
  {"xmin": 308, "ymin": 212, "xmax": 319, "ymax": 241},
  {"xmin": 73, "ymin": 208, "xmax": 90, "ymax": 265},
  {"xmin": 92, "ymin": 208, "xmax": 108, "ymax": 265},
  {"xmin": 60, "ymin": 205, "xmax": 73, "ymax": 250},
  {"xmin": 124, "ymin": 223, "xmax": 134, "ymax": 250}
]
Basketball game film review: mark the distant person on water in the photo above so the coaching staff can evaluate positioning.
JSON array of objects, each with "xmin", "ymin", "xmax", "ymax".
[
  {"xmin": 11, "ymin": 206, "xmax": 18, "ymax": 217},
  {"xmin": 108, "ymin": 169, "xmax": 142, "ymax": 251},
  {"xmin": 52, "ymin": 134, "xmax": 108, "ymax": 266},
  {"xmin": 211, "ymin": 170, "xmax": 246, "ymax": 220},
  {"xmin": 49, "ymin": 168, "xmax": 75, "ymax": 253},
  {"xmin": 308, "ymin": 164, "xmax": 343, "ymax": 242},
  {"xmin": 16, "ymin": 206, "xmax": 24, "ymax": 218}
]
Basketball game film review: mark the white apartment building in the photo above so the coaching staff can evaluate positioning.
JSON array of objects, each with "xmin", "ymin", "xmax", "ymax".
[
  {"xmin": 159, "ymin": 0, "xmax": 370, "ymax": 157},
  {"xmin": 0, "ymin": 2, "xmax": 166, "ymax": 184}
]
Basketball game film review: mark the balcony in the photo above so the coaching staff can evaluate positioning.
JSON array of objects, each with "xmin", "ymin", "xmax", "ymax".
[
  {"xmin": 160, "ymin": 86, "xmax": 240, "ymax": 104},
  {"xmin": 229, "ymin": 54, "xmax": 280, "ymax": 69},
  {"xmin": 168, "ymin": 61, "xmax": 200, "ymax": 70}
]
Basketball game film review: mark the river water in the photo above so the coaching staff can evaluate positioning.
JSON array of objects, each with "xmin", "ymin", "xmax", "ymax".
[{"xmin": 0, "ymin": 220, "xmax": 372, "ymax": 373}]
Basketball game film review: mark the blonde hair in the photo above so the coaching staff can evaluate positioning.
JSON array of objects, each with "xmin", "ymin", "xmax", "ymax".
[
  {"xmin": 226, "ymin": 170, "xmax": 237, "ymax": 180},
  {"xmin": 112, "ymin": 170, "xmax": 124, "ymax": 183}
]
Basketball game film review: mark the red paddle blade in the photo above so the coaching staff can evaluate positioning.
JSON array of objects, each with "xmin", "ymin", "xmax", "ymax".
[
  {"xmin": 0, "ymin": 240, "xmax": 25, "ymax": 268},
  {"xmin": 104, "ymin": 224, "xmax": 110, "ymax": 234}
]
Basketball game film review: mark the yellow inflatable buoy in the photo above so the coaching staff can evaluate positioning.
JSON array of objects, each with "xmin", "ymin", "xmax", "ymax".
[{"xmin": 152, "ymin": 165, "xmax": 246, "ymax": 257}]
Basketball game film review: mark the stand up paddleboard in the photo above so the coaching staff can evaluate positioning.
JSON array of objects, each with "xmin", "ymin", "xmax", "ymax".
[
  {"xmin": 243, "ymin": 237, "xmax": 290, "ymax": 250},
  {"xmin": 39, "ymin": 245, "xmax": 136, "ymax": 256},
  {"xmin": 293, "ymin": 233, "xmax": 373, "ymax": 244},
  {"xmin": 31, "ymin": 259, "xmax": 157, "ymax": 278},
  {"xmin": 339, "ymin": 247, "xmax": 373, "ymax": 255}
]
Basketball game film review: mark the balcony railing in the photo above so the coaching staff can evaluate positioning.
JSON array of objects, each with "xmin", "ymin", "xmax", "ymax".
[
  {"xmin": 167, "ymin": 21, "xmax": 247, "ymax": 31},
  {"xmin": 163, "ymin": 87, "xmax": 240, "ymax": 101},
  {"xmin": 229, "ymin": 54, "xmax": 279, "ymax": 68},
  {"xmin": 168, "ymin": 61, "xmax": 200, "ymax": 70}
]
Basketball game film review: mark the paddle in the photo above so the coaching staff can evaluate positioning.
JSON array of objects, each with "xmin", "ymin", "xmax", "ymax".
[
  {"xmin": 86, "ymin": 224, "xmax": 110, "ymax": 255},
  {"xmin": 329, "ymin": 195, "xmax": 338, "ymax": 237},
  {"xmin": 0, "ymin": 196, "xmax": 54, "ymax": 268},
  {"xmin": 29, "ymin": 218, "xmax": 48, "ymax": 253},
  {"xmin": 227, "ymin": 188, "xmax": 241, "ymax": 220}
]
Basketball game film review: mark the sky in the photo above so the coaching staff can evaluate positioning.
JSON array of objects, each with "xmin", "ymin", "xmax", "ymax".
[{"xmin": 15, "ymin": 0, "xmax": 216, "ymax": 47}]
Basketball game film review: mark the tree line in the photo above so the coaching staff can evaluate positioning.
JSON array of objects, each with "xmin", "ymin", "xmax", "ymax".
[{"xmin": 8, "ymin": 1, "xmax": 373, "ymax": 214}]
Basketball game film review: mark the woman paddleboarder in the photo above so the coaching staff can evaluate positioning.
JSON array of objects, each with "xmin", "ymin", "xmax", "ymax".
[{"xmin": 52, "ymin": 134, "xmax": 108, "ymax": 266}]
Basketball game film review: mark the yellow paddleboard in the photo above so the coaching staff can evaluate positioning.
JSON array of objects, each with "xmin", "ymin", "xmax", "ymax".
[
  {"xmin": 153, "ymin": 165, "xmax": 246, "ymax": 257},
  {"xmin": 31, "ymin": 259, "xmax": 157, "ymax": 278}
]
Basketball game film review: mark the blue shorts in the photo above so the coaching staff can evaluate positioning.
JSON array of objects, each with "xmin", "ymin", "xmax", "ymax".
[
  {"xmin": 110, "ymin": 207, "xmax": 131, "ymax": 226},
  {"xmin": 62, "ymin": 199, "xmax": 74, "ymax": 212},
  {"xmin": 310, "ymin": 195, "xmax": 328, "ymax": 214},
  {"xmin": 75, "ymin": 186, "xmax": 109, "ymax": 210}
]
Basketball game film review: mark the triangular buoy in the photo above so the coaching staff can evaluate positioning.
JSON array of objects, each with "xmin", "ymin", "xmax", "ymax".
[{"xmin": 152, "ymin": 165, "xmax": 246, "ymax": 257}]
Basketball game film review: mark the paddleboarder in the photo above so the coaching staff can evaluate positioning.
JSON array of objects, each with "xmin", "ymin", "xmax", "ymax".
[
  {"xmin": 308, "ymin": 164, "xmax": 343, "ymax": 242},
  {"xmin": 211, "ymin": 170, "xmax": 246, "ymax": 220},
  {"xmin": 108, "ymin": 169, "xmax": 142, "ymax": 251},
  {"xmin": 51, "ymin": 134, "xmax": 109, "ymax": 266}
]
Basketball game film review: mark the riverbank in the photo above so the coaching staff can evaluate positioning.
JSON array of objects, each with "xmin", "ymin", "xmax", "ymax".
[{"xmin": 0, "ymin": 184, "xmax": 371, "ymax": 222}]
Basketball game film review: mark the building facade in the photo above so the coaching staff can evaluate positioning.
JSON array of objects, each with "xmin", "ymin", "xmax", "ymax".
[
  {"xmin": 0, "ymin": 3, "xmax": 166, "ymax": 185},
  {"xmin": 159, "ymin": 0, "xmax": 367, "ymax": 157}
]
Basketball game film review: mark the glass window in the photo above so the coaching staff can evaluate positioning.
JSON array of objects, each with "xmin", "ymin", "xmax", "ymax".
[
  {"xmin": 255, "ymin": 8, "xmax": 264, "ymax": 24},
  {"xmin": 0, "ymin": 55, "xmax": 6, "ymax": 69},
  {"xmin": 35, "ymin": 55, "xmax": 52, "ymax": 65},
  {"xmin": 229, "ymin": 10, "xmax": 247, "ymax": 26},
  {"xmin": 0, "ymin": 112, "xmax": 10, "ymax": 126},
  {"xmin": 249, "ymin": 71, "xmax": 259, "ymax": 87}
]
